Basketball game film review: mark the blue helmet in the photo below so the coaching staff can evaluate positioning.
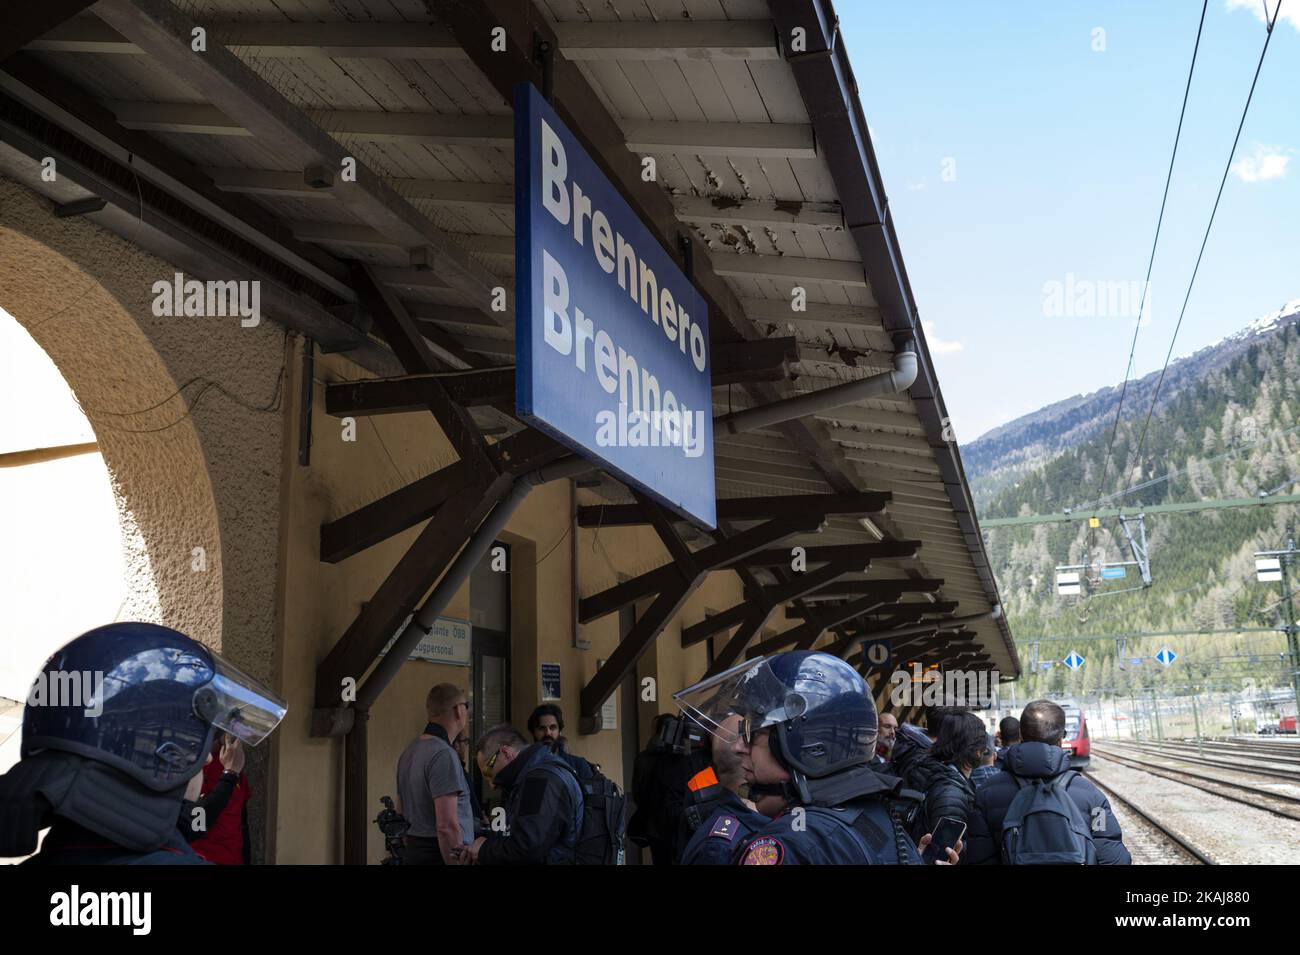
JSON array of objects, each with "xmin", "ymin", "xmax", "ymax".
[
  {"xmin": 674, "ymin": 651, "xmax": 877, "ymax": 779},
  {"xmin": 23, "ymin": 622, "xmax": 287, "ymax": 792}
]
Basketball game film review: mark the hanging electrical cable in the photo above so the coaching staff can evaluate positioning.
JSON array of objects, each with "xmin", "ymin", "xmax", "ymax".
[
  {"xmin": 1093, "ymin": 0, "xmax": 1210, "ymax": 504},
  {"xmin": 1120, "ymin": 0, "xmax": 1286, "ymax": 499}
]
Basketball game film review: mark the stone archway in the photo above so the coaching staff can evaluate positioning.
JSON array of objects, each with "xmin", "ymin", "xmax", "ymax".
[
  {"xmin": 0, "ymin": 182, "xmax": 225, "ymax": 652},
  {"xmin": 1, "ymin": 173, "xmax": 289, "ymax": 862}
]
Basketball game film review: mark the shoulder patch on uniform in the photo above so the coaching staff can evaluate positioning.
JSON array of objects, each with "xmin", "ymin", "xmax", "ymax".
[
  {"xmin": 709, "ymin": 815, "xmax": 740, "ymax": 841},
  {"xmin": 740, "ymin": 835, "xmax": 785, "ymax": 865}
]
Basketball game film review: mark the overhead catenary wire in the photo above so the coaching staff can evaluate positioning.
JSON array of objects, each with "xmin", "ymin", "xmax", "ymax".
[
  {"xmin": 1120, "ymin": 0, "xmax": 1286, "ymax": 499},
  {"xmin": 1094, "ymin": 0, "xmax": 1210, "ymax": 504}
]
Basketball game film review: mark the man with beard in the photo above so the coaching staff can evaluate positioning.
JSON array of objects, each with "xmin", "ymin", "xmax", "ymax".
[
  {"xmin": 677, "ymin": 714, "xmax": 767, "ymax": 864},
  {"xmin": 675, "ymin": 652, "xmax": 960, "ymax": 865}
]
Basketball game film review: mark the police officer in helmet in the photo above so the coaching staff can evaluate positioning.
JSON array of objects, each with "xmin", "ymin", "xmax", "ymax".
[
  {"xmin": 0, "ymin": 622, "xmax": 287, "ymax": 864},
  {"xmin": 675, "ymin": 651, "xmax": 959, "ymax": 865},
  {"xmin": 676, "ymin": 713, "xmax": 768, "ymax": 865}
]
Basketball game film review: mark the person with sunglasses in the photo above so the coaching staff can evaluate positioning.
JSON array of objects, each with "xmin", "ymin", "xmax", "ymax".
[
  {"xmin": 395, "ymin": 683, "xmax": 474, "ymax": 865},
  {"xmin": 676, "ymin": 714, "xmax": 768, "ymax": 865},
  {"xmin": 460, "ymin": 724, "xmax": 583, "ymax": 865},
  {"xmin": 674, "ymin": 651, "xmax": 960, "ymax": 866}
]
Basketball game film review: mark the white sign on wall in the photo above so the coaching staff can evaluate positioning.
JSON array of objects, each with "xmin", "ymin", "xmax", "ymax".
[{"xmin": 380, "ymin": 616, "xmax": 471, "ymax": 667}]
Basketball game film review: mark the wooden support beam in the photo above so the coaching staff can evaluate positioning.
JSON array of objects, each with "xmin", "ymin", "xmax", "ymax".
[
  {"xmin": 710, "ymin": 336, "xmax": 797, "ymax": 386},
  {"xmin": 577, "ymin": 492, "xmax": 888, "ymax": 527},
  {"xmin": 681, "ymin": 560, "xmax": 854, "ymax": 647},
  {"xmin": 486, "ymin": 427, "xmax": 570, "ymax": 476},
  {"xmin": 578, "ymin": 514, "xmax": 821, "ymax": 623},
  {"xmin": 830, "ymin": 624, "xmax": 960, "ymax": 661},
  {"xmin": 94, "ymin": 0, "xmax": 510, "ymax": 329},
  {"xmin": 0, "ymin": 2, "xmax": 97, "ymax": 60},
  {"xmin": 553, "ymin": 19, "xmax": 779, "ymax": 61},
  {"xmin": 712, "ymin": 253, "xmax": 866, "ymax": 288},
  {"xmin": 827, "ymin": 428, "xmax": 934, "ymax": 455},
  {"xmin": 738, "ymin": 297, "xmax": 884, "ymax": 330},
  {"xmin": 327, "ymin": 370, "xmax": 513, "ymax": 416},
  {"xmin": 797, "ymin": 578, "xmax": 944, "ymax": 599},
  {"xmin": 32, "ymin": 18, "xmax": 780, "ymax": 61},
  {"xmin": 675, "ymin": 196, "xmax": 841, "ymax": 231},
  {"xmin": 576, "ymin": 514, "xmax": 818, "ymax": 728},
  {"xmin": 324, "ymin": 334, "xmax": 795, "ymax": 419},
  {"xmin": 204, "ymin": 167, "xmax": 514, "ymax": 206},
  {"xmin": 414, "ymin": 306, "xmax": 506, "ymax": 330},
  {"xmin": 701, "ymin": 605, "xmax": 768, "ymax": 679},
  {"xmin": 0, "ymin": 54, "xmax": 379, "ymax": 343},
  {"xmin": 579, "ymin": 582, "xmax": 693, "ymax": 731},
  {"xmin": 107, "ymin": 100, "xmax": 516, "ymax": 145},
  {"xmin": 787, "ymin": 599, "xmax": 959, "ymax": 619},
  {"xmin": 634, "ymin": 491, "xmax": 699, "ymax": 583},
  {"xmin": 314, "ymin": 474, "xmax": 512, "ymax": 711},
  {"xmin": 681, "ymin": 602, "xmax": 757, "ymax": 648},
  {"xmin": 844, "ymin": 448, "xmax": 940, "ymax": 477},
  {"xmin": 623, "ymin": 120, "xmax": 815, "ymax": 159},
  {"xmin": 31, "ymin": 19, "xmax": 464, "ymax": 58},
  {"xmin": 815, "ymin": 405, "xmax": 922, "ymax": 432},
  {"xmin": 743, "ymin": 540, "xmax": 921, "ymax": 567},
  {"xmin": 202, "ymin": 169, "xmax": 848, "ymax": 242},
  {"xmin": 351, "ymin": 264, "xmax": 490, "ymax": 461},
  {"xmin": 745, "ymin": 594, "xmax": 891, "ymax": 657},
  {"xmin": 320, "ymin": 459, "xmax": 472, "ymax": 564}
]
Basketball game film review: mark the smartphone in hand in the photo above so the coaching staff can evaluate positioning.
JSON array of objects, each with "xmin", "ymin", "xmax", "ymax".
[{"xmin": 921, "ymin": 816, "xmax": 966, "ymax": 865}]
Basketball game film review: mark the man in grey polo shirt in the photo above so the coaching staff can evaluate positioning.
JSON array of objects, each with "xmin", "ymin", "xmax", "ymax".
[{"xmin": 396, "ymin": 683, "xmax": 475, "ymax": 864}]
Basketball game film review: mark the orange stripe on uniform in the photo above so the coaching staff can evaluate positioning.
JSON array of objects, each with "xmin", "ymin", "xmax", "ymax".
[{"xmin": 687, "ymin": 767, "xmax": 718, "ymax": 792}]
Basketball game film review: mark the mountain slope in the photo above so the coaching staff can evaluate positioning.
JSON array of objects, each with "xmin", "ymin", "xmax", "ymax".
[
  {"xmin": 965, "ymin": 299, "xmax": 1300, "ymax": 510},
  {"xmin": 969, "ymin": 302, "xmax": 1300, "ymax": 699}
]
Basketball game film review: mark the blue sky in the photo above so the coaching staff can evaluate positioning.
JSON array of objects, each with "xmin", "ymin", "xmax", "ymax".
[{"xmin": 842, "ymin": 0, "xmax": 1300, "ymax": 442}]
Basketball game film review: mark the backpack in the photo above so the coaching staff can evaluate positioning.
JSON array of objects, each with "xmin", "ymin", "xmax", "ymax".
[
  {"xmin": 1000, "ymin": 771, "xmax": 1097, "ymax": 865},
  {"xmin": 539, "ymin": 762, "xmax": 629, "ymax": 864}
]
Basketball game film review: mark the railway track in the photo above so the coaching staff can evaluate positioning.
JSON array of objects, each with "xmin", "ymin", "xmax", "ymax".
[
  {"xmin": 1103, "ymin": 740, "xmax": 1300, "ymax": 782},
  {"xmin": 1138, "ymin": 738, "xmax": 1300, "ymax": 767},
  {"xmin": 1201, "ymin": 737, "xmax": 1300, "ymax": 755},
  {"xmin": 1091, "ymin": 744, "xmax": 1300, "ymax": 822},
  {"xmin": 1083, "ymin": 770, "xmax": 1214, "ymax": 865}
]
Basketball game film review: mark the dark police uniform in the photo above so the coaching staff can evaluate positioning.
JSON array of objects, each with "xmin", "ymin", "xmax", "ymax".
[
  {"xmin": 680, "ymin": 791, "xmax": 767, "ymax": 865},
  {"xmin": 478, "ymin": 743, "xmax": 583, "ymax": 865},
  {"xmin": 732, "ymin": 769, "xmax": 924, "ymax": 866},
  {"xmin": 734, "ymin": 799, "xmax": 922, "ymax": 865},
  {"xmin": 24, "ymin": 820, "xmax": 210, "ymax": 866}
]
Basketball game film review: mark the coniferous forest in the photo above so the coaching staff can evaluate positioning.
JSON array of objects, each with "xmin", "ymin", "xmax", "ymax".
[{"xmin": 970, "ymin": 308, "xmax": 1300, "ymax": 716}]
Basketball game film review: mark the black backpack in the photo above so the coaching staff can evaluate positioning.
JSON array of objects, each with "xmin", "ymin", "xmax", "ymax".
[
  {"xmin": 1000, "ymin": 771, "xmax": 1097, "ymax": 865},
  {"xmin": 541, "ymin": 762, "xmax": 629, "ymax": 864}
]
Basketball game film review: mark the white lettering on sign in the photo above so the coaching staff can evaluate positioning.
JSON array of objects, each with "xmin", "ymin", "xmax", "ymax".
[{"xmin": 540, "ymin": 119, "xmax": 707, "ymax": 374}]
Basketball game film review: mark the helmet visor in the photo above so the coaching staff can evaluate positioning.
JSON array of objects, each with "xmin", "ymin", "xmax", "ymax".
[
  {"xmin": 193, "ymin": 654, "xmax": 287, "ymax": 746},
  {"xmin": 672, "ymin": 657, "xmax": 796, "ymax": 745}
]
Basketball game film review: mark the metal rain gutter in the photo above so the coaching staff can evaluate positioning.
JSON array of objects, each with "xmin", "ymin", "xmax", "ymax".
[{"xmin": 767, "ymin": 0, "xmax": 1017, "ymax": 677}]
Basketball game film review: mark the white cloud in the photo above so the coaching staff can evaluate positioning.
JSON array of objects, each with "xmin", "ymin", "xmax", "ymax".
[
  {"xmin": 922, "ymin": 321, "xmax": 964, "ymax": 355},
  {"xmin": 906, "ymin": 182, "xmax": 927, "ymax": 192},
  {"xmin": 1231, "ymin": 144, "xmax": 1291, "ymax": 183},
  {"xmin": 1226, "ymin": 0, "xmax": 1300, "ymax": 31}
]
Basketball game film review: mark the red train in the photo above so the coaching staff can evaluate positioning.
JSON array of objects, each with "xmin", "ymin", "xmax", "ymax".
[{"xmin": 1060, "ymin": 702, "xmax": 1091, "ymax": 767}]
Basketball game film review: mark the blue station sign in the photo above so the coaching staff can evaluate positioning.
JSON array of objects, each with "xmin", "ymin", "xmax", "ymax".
[{"xmin": 514, "ymin": 83, "xmax": 716, "ymax": 528}]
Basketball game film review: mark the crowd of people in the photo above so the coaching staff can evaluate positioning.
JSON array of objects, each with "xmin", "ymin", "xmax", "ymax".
[
  {"xmin": 0, "ymin": 621, "xmax": 1131, "ymax": 865},
  {"xmin": 388, "ymin": 649, "xmax": 1132, "ymax": 866}
]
